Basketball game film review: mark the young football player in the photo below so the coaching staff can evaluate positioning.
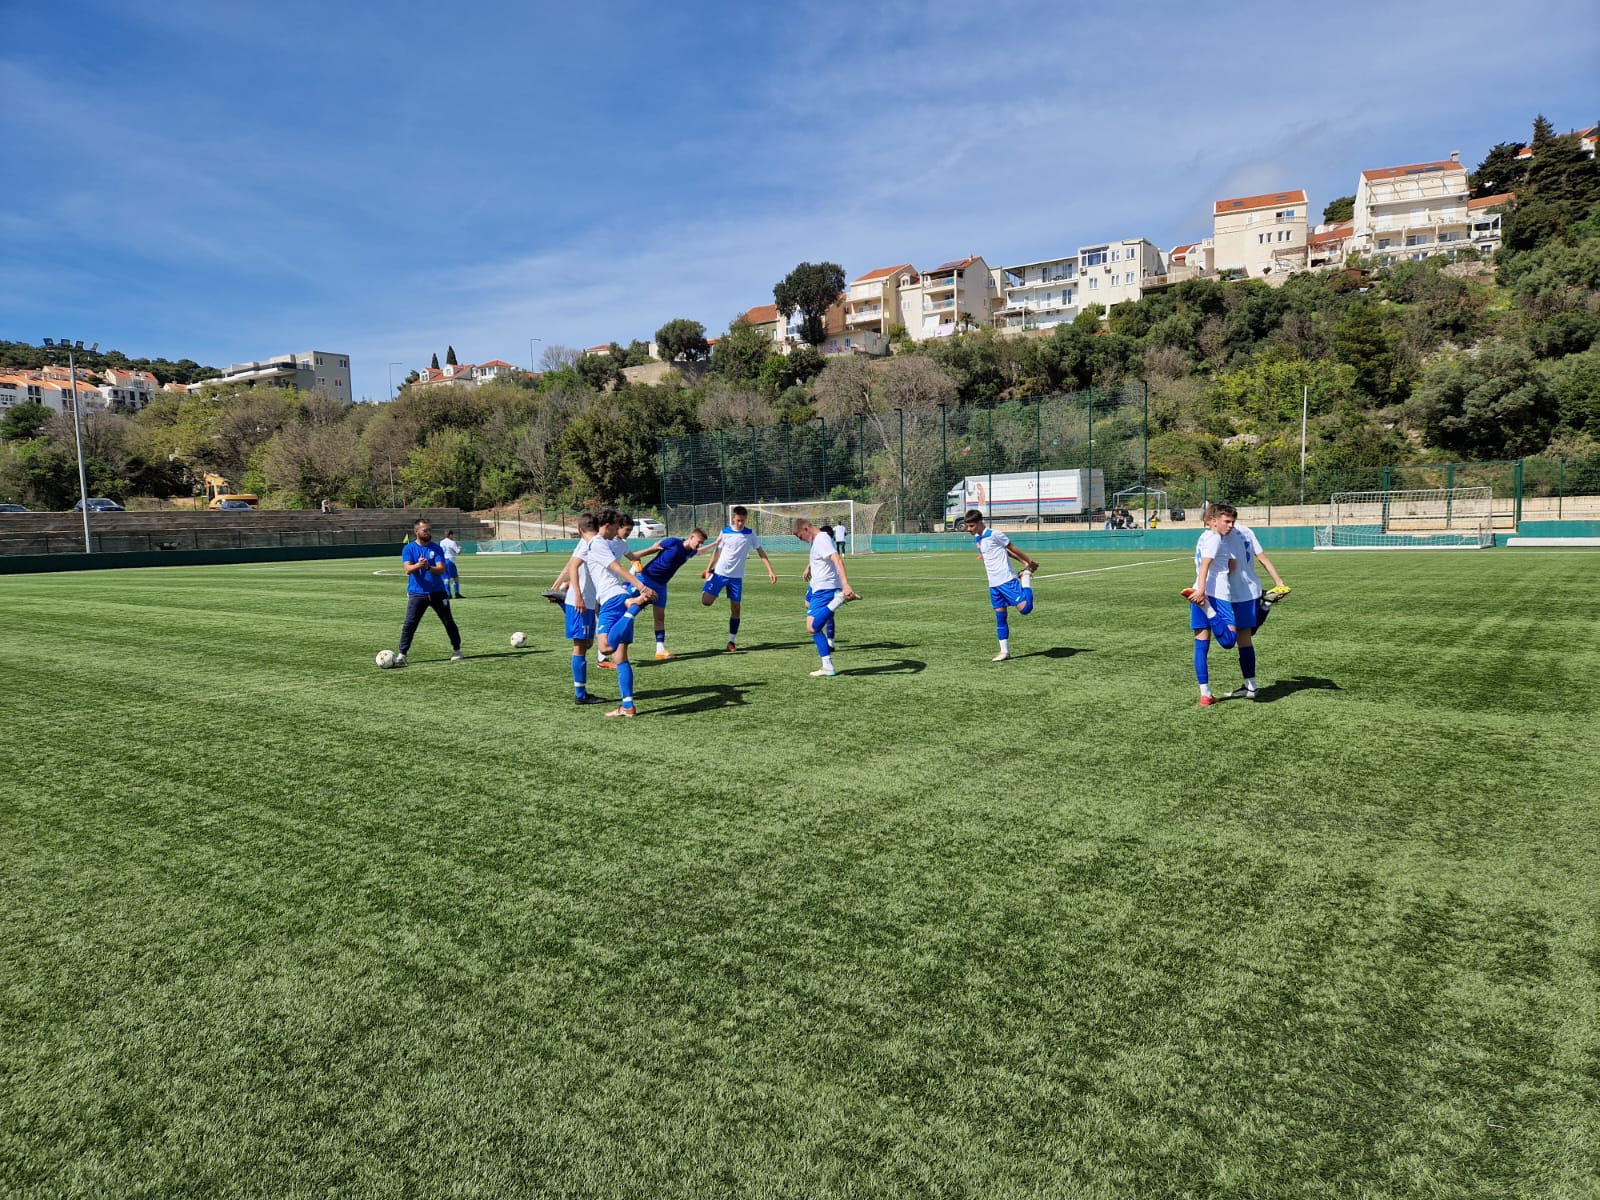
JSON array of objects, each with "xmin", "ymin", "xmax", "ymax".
[
  {"xmin": 1185, "ymin": 503, "xmax": 1256, "ymax": 706},
  {"xmin": 627, "ymin": 528, "xmax": 709, "ymax": 659},
  {"xmin": 587, "ymin": 511, "xmax": 657, "ymax": 717},
  {"xmin": 792, "ymin": 518, "xmax": 860, "ymax": 678},
  {"xmin": 700, "ymin": 505, "xmax": 777, "ymax": 652},
  {"xmin": 962, "ymin": 508, "xmax": 1041, "ymax": 662},
  {"xmin": 551, "ymin": 513, "xmax": 606, "ymax": 705}
]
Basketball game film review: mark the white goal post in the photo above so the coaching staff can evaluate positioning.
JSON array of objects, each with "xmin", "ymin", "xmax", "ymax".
[
  {"xmin": 1315, "ymin": 487, "xmax": 1495, "ymax": 549},
  {"xmin": 735, "ymin": 500, "xmax": 882, "ymax": 554}
]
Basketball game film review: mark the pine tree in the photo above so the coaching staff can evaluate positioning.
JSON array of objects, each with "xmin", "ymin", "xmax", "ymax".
[
  {"xmin": 431, "ymin": 353, "xmax": 440, "ymax": 370},
  {"xmin": 446, "ymin": 346, "xmax": 457, "ymax": 366},
  {"xmin": 1532, "ymin": 114, "xmax": 1555, "ymax": 148}
]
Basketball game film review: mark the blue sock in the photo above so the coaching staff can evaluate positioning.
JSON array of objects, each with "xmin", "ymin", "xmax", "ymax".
[
  {"xmin": 813, "ymin": 629, "xmax": 831, "ymax": 656},
  {"xmin": 1240, "ymin": 646, "xmax": 1257, "ymax": 678},
  {"xmin": 572, "ymin": 654, "xmax": 587, "ymax": 697},
  {"xmin": 618, "ymin": 661, "xmax": 635, "ymax": 710},
  {"xmin": 729, "ymin": 617, "xmax": 740, "ymax": 639},
  {"xmin": 996, "ymin": 611, "xmax": 1011, "ymax": 640},
  {"xmin": 1194, "ymin": 638, "xmax": 1210, "ymax": 684},
  {"xmin": 825, "ymin": 616, "xmax": 836, "ymax": 640},
  {"xmin": 655, "ymin": 628, "xmax": 666, "ymax": 646}
]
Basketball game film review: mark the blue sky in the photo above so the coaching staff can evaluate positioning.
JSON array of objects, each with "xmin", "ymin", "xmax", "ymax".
[{"xmin": 4, "ymin": 0, "xmax": 1596, "ymax": 401}]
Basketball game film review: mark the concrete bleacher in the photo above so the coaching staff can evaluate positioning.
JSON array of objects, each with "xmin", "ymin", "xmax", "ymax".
[{"xmin": 0, "ymin": 508, "xmax": 494, "ymax": 557}]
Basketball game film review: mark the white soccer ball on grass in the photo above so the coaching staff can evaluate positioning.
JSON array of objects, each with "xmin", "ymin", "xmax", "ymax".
[
  {"xmin": 510, "ymin": 631, "xmax": 528, "ymax": 648},
  {"xmin": 376, "ymin": 649, "xmax": 397, "ymax": 669}
]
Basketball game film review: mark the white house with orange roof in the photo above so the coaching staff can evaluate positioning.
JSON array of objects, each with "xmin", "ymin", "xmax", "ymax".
[
  {"xmin": 842, "ymin": 265, "xmax": 918, "ymax": 353},
  {"xmin": 0, "ymin": 372, "xmax": 79, "ymax": 414},
  {"xmin": 1165, "ymin": 239, "xmax": 1213, "ymax": 282},
  {"xmin": 1307, "ymin": 221, "xmax": 1354, "ymax": 268},
  {"xmin": 1468, "ymin": 194, "xmax": 1514, "ymax": 256},
  {"xmin": 1351, "ymin": 155, "xmax": 1470, "ymax": 265},
  {"xmin": 1213, "ymin": 189, "xmax": 1308, "ymax": 279},
  {"xmin": 99, "ymin": 368, "xmax": 157, "ymax": 411},
  {"xmin": 470, "ymin": 359, "xmax": 520, "ymax": 383}
]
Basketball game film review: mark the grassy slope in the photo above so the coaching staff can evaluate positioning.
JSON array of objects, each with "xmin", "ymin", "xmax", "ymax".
[{"xmin": 3, "ymin": 548, "xmax": 1598, "ymax": 1199}]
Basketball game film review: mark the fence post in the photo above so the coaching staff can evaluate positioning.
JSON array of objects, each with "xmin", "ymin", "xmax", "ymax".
[
  {"xmin": 784, "ymin": 423, "xmax": 793, "ymax": 502},
  {"xmin": 857, "ymin": 412, "xmax": 865, "ymax": 494},
  {"xmin": 897, "ymin": 408, "xmax": 905, "ymax": 534},
  {"xmin": 718, "ymin": 430, "xmax": 727, "ymax": 510},
  {"xmin": 748, "ymin": 424, "xmax": 757, "ymax": 502},
  {"xmin": 985, "ymin": 405, "xmax": 993, "ymax": 530},
  {"xmin": 1034, "ymin": 398, "xmax": 1042, "ymax": 527},
  {"xmin": 1513, "ymin": 458, "xmax": 1524, "ymax": 526},
  {"xmin": 939, "ymin": 404, "xmax": 948, "ymax": 529},
  {"xmin": 1558, "ymin": 458, "xmax": 1565, "ymax": 520},
  {"xmin": 1142, "ymin": 379, "xmax": 1149, "ymax": 494},
  {"xmin": 658, "ymin": 438, "xmax": 669, "ymax": 535},
  {"xmin": 1265, "ymin": 474, "xmax": 1272, "ymax": 526},
  {"xmin": 819, "ymin": 416, "xmax": 828, "ymax": 497},
  {"xmin": 1087, "ymin": 392, "xmax": 1094, "ymax": 511}
]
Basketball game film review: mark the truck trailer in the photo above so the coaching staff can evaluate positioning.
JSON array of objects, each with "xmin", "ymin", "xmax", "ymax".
[{"xmin": 945, "ymin": 469, "xmax": 1105, "ymax": 526}]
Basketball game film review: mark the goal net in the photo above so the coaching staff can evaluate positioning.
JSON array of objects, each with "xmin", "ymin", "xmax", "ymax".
[
  {"xmin": 1315, "ymin": 487, "xmax": 1494, "ymax": 549},
  {"xmin": 736, "ymin": 500, "xmax": 882, "ymax": 554}
]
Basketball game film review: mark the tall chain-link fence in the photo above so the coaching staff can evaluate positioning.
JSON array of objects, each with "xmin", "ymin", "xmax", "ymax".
[{"xmin": 659, "ymin": 385, "xmax": 1600, "ymax": 532}]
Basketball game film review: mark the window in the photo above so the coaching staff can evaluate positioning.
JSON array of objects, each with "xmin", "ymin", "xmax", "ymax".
[
  {"xmin": 1087, "ymin": 276, "xmax": 1098, "ymax": 290},
  {"xmin": 1259, "ymin": 234, "xmax": 1266, "ymax": 244},
  {"xmin": 1082, "ymin": 249, "xmax": 1107, "ymax": 267},
  {"xmin": 1276, "ymin": 209, "xmax": 1296, "ymax": 220},
  {"xmin": 1111, "ymin": 249, "xmax": 1121, "ymax": 261}
]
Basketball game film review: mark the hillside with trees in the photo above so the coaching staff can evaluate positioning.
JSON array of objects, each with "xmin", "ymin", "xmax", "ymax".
[{"xmin": 3, "ymin": 117, "xmax": 1595, "ymax": 514}]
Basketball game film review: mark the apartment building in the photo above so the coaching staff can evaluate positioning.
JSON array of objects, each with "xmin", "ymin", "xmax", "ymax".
[
  {"xmin": 1468, "ymin": 194, "xmax": 1513, "ymax": 256},
  {"xmin": 842, "ymin": 265, "xmax": 919, "ymax": 354},
  {"xmin": 100, "ymin": 368, "xmax": 157, "ymax": 411},
  {"xmin": 202, "ymin": 351, "xmax": 353, "ymax": 403},
  {"xmin": 1351, "ymin": 156, "xmax": 1470, "ymax": 265},
  {"xmin": 1307, "ymin": 221, "xmax": 1355, "ymax": 269},
  {"xmin": 0, "ymin": 373, "xmax": 79, "ymax": 414},
  {"xmin": 1213, "ymin": 189, "xmax": 1308, "ymax": 278},
  {"xmin": 1076, "ymin": 238, "xmax": 1166, "ymax": 309},
  {"xmin": 996, "ymin": 255, "xmax": 1080, "ymax": 332},
  {"xmin": 1166, "ymin": 240, "xmax": 1214, "ymax": 282},
  {"xmin": 915, "ymin": 256, "xmax": 999, "ymax": 339}
]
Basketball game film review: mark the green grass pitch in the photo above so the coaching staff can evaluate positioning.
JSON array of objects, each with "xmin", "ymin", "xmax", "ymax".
[{"xmin": 5, "ymin": 546, "xmax": 1598, "ymax": 1198}]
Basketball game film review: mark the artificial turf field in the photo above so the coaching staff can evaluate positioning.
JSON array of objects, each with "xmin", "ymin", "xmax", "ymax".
[{"xmin": 4, "ymin": 545, "xmax": 1599, "ymax": 1199}]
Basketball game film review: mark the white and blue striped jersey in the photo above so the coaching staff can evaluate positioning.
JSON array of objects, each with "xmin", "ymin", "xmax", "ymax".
[
  {"xmin": 711, "ymin": 526, "xmax": 761, "ymax": 578},
  {"xmin": 975, "ymin": 528, "xmax": 1018, "ymax": 586},
  {"xmin": 808, "ymin": 529, "xmax": 841, "ymax": 591}
]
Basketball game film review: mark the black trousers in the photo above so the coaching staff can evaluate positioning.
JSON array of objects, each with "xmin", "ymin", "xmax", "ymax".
[{"xmin": 398, "ymin": 592, "xmax": 461, "ymax": 654}]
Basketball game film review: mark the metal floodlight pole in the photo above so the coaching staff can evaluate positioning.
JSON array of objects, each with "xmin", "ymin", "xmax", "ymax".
[
  {"xmin": 528, "ymin": 337, "xmax": 542, "ymax": 374},
  {"xmin": 1300, "ymin": 383, "xmax": 1308, "ymax": 506},
  {"xmin": 44, "ymin": 338, "xmax": 95, "ymax": 553},
  {"xmin": 388, "ymin": 362, "xmax": 403, "ymax": 401}
]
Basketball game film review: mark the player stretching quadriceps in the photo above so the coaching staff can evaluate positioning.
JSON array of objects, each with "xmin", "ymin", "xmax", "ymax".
[
  {"xmin": 963, "ymin": 508, "xmax": 1040, "ymax": 662},
  {"xmin": 792, "ymin": 518, "xmax": 860, "ymax": 678}
]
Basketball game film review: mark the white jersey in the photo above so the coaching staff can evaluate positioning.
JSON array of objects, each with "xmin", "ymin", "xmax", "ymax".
[
  {"xmin": 583, "ymin": 535, "xmax": 631, "ymax": 604},
  {"xmin": 440, "ymin": 536, "xmax": 461, "ymax": 562},
  {"xmin": 974, "ymin": 527, "xmax": 1017, "ymax": 586},
  {"xmin": 808, "ymin": 530, "xmax": 841, "ymax": 591},
  {"xmin": 564, "ymin": 537, "xmax": 598, "ymax": 607},
  {"xmin": 711, "ymin": 526, "xmax": 761, "ymax": 579},
  {"xmin": 1230, "ymin": 524, "xmax": 1266, "ymax": 601},
  {"xmin": 1194, "ymin": 529, "xmax": 1239, "ymax": 600}
]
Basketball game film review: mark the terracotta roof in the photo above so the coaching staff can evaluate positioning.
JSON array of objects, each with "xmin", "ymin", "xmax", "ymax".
[
  {"xmin": 742, "ymin": 304, "xmax": 779, "ymax": 325},
  {"xmin": 928, "ymin": 256, "xmax": 979, "ymax": 272},
  {"xmin": 1359, "ymin": 160, "xmax": 1463, "ymax": 182},
  {"xmin": 1214, "ymin": 189, "xmax": 1307, "ymax": 215},
  {"xmin": 1169, "ymin": 243, "xmax": 1195, "ymax": 263},
  {"xmin": 852, "ymin": 264, "xmax": 914, "ymax": 284},
  {"xmin": 1308, "ymin": 221, "xmax": 1354, "ymax": 247},
  {"xmin": 1467, "ymin": 193, "xmax": 1514, "ymax": 210},
  {"xmin": 477, "ymin": 359, "xmax": 516, "ymax": 369}
]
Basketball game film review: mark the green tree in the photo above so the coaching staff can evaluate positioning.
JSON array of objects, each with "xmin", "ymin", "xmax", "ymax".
[
  {"xmin": 430, "ymin": 353, "xmax": 440, "ymax": 370},
  {"xmin": 773, "ymin": 262, "xmax": 846, "ymax": 347},
  {"xmin": 399, "ymin": 427, "xmax": 480, "ymax": 508},
  {"xmin": 654, "ymin": 318, "xmax": 709, "ymax": 363},
  {"xmin": 1323, "ymin": 195, "xmax": 1355, "ymax": 223},
  {"xmin": 0, "ymin": 402, "xmax": 53, "ymax": 441},
  {"xmin": 1471, "ymin": 141, "xmax": 1529, "ymax": 199},
  {"xmin": 445, "ymin": 346, "xmax": 458, "ymax": 366},
  {"xmin": 709, "ymin": 316, "xmax": 773, "ymax": 383},
  {"xmin": 1330, "ymin": 302, "xmax": 1399, "ymax": 401},
  {"xmin": 1410, "ymin": 340, "xmax": 1556, "ymax": 457},
  {"xmin": 576, "ymin": 352, "xmax": 626, "ymax": 390}
]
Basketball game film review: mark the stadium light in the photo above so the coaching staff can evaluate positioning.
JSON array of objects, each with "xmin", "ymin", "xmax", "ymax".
[
  {"xmin": 528, "ymin": 337, "xmax": 542, "ymax": 374},
  {"xmin": 40, "ymin": 337, "xmax": 95, "ymax": 553}
]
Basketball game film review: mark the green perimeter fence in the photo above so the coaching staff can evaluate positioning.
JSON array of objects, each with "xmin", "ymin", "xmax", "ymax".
[{"xmin": 657, "ymin": 384, "xmax": 1600, "ymax": 532}]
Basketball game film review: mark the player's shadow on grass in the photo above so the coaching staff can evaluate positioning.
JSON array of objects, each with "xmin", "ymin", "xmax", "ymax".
[
  {"xmin": 1013, "ymin": 646, "xmax": 1092, "ymax": 660},
  {"xmin": 643, "ymin": 640, "xmax": 810, "ymax": 663},
  {"xmin": 465, "ymin": 650, "xmax": 541, "ymax": 661},
  {"xmin": 837, "ymin": 658, "xmax": 925, "ymax": 677},
  {"xmin": 833, "ymin": 640, "xmax": 913, "ymax": 653},
  {"xmin": 643, "ymin": 682, "xmax": 768, "ymax": 715},
  {"xmin": 1253, "ymin": 676, "xmax": 1340, "ymax": 702}
]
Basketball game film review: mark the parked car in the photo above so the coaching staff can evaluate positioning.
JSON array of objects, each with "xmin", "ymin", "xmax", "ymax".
[
  {"xmin": 214, "ymin": 499, "xmax": 255, "ymax": 511},
  {"xmin": 0, "ymin": 503, "xmax": 29, "ymax": 513},
  {"xmin": 632, "ymin": 518, "xmax": 667, "ymax": 538},
  {"xmin": 73, "ymin": 497, "xmax": 125, "ymax": 512}
]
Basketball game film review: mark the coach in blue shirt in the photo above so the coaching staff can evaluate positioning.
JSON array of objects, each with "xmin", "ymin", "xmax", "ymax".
[{"xmin": 393, "ymin": 519, "xmax": 463, "ymax": 666}]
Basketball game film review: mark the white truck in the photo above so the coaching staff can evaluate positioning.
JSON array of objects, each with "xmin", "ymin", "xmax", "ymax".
[{"xmin": 945, "ymin": 469, "xmax": 1105, "ymax": 526}]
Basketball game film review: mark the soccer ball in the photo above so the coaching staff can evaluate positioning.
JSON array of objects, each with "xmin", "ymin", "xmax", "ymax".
[
  {"xmin": 510, "ymin": 631, "xmax": 527, "ymax": 648},
  {"xmin": 376, "ymin": 649, "xmax": 397, "ymax": 669}
]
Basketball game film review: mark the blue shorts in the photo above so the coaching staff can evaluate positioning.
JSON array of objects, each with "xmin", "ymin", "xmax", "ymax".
[
  {"xmin": 702, "ymin": 573, "xmax": 743, "ymax": 602},
  {"xmin": 1189, "ymin": 596, "xmax": 1257, "ymax": 632},
  {"xmin": 598, "ymin": 594, "xmax": 638, "ymax": 647},
  {"xmin": 564, "ymin": 604, "xmax": 596, "ymax": 642},
  {"xmin": 639, "ymin": 578, "xmax": 668, "ymax": 609},
  {"xmin": 990, "ymin": 580, "xmax": 1028, "ymax": 610},
  {"xmin": 806, "ymin": 587, "xmax": 838, "ymax": 626}
]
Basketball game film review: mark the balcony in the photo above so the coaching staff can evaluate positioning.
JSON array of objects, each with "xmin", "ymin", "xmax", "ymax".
[{"xmin": 923, "ymin": 297, "xmax": 956, "ymax": 312}]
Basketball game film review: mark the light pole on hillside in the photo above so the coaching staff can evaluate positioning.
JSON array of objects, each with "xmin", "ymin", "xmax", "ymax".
[
  {"xmin": 41, "ymin": 338, "xmax": 96, "ymax": 553},
  {"xmin": 388, "ymin": 362, "xmax": 403, "ymax": 402},
  {"xmin": 528, "ymin": 337, "xmax": 542, "ymax": 374}
]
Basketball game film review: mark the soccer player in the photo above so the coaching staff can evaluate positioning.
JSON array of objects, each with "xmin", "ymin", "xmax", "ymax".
[
  {"xmin": 1234, "ymin": 519, "xmax": 1292, "ymax": 634},
  {"xmin": 627, "ymin": 528, "xmax": 709, "ymax": 659},
  {"xmin": 587, "ymin": 510, "xmax": 657, "ymax": 717},
  {"xmin": 1185, "ymin": 503, "xmax": 1259, "ymax": 706},
  {"xmin": 962, "ymin": 508, "xmax": 1041, "ymax": 662},
  {"xmin": 596, "ymin": 514, "xmax": 634, "ymax": 669},
  {"xmin": 439, "ymin": 529, "xmax": 464, "ymax": 598},
  {"xmin": 792, "ymin": 518, "xmax": 860, "ymax": 678},
  {"xmin": 700, "ymin": 505, "xmax": 777, "ymax": 652},
  {"xmin": 551, "ymin": 513, "xmax": 607, "ymax": 706},
  {"xmin": 392, "ymin": 518, "xmax": 463, "ymax": 666}
]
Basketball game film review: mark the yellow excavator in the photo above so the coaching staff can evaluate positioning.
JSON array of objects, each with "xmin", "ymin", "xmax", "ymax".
[{"xmin": 201, "ymin": 472, "xmax": 259, "ymax": 509}]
